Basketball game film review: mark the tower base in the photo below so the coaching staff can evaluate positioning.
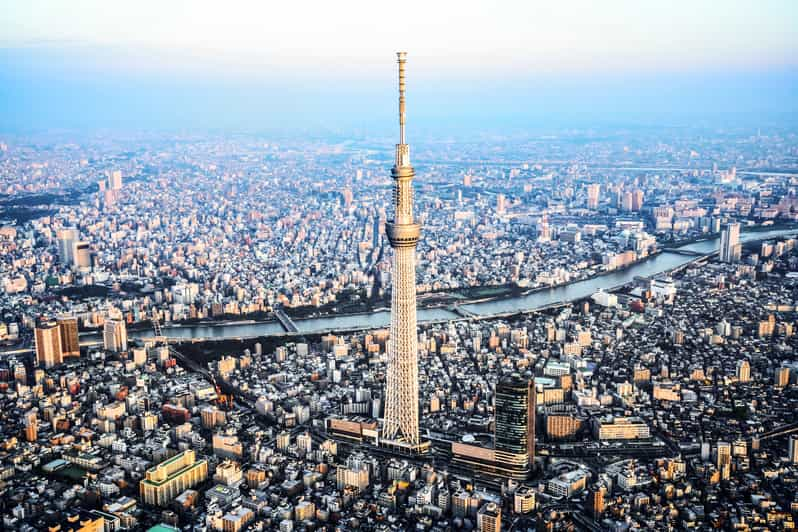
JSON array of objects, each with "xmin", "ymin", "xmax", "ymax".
[{"xmin": 379, "ymin": 437, "xmax": 431, "ymax": 456}]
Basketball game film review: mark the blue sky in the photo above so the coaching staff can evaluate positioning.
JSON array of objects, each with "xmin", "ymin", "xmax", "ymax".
[{"xmin": 1, "ymin": 0, "xmax": 796, "ymax": 134}]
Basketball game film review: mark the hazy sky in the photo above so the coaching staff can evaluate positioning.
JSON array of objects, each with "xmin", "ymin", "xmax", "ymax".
[{"xmin": 1, "ymin": 0, "xmax": 797, "ymax": 134}]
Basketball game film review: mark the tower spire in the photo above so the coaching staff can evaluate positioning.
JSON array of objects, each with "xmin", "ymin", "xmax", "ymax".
[
  {"xmin": 398, "ymin": 51, "xmax": 407, "ymax": 145},
  {"xmin": 395, "ymin": 52, "xmax": 410, "ymax": 169}
]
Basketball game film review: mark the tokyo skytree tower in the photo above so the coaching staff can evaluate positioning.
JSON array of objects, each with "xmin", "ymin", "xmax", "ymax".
[{"xmin": 382, "ymin": 52, "xmax": 423, "ymax": 449}]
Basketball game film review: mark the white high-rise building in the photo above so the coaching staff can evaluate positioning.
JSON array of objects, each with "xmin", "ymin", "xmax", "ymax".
[
  {"xmin": 719, "ymin": 222, "xmax": 741, "ymax": 263},
  {"xmin": 104, "ymin": 319, "xmax": 128, "ymax": 352},
  {"xmin": 56, "ymin": 227, "xmax": 79, "ymax": 265},
  {"xmin": 789, "ymin": 436, "xmax": 798, "ymax": 464},
  {"xmin": 109, "ymin": 170, "xmax": 123, "ymax": 190},
  {"xmin": 586, "ymin": 183, "xmax": 600, "ymax": 209}
]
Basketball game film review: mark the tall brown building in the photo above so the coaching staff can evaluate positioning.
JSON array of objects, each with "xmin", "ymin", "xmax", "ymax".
[
  {"xmin": 588, "ymin": 485, "xmax": 607, "ymax": 517},
  {"xmin": 57, "ymin": 316, "xmax": 80, "ymax": 358},
  {"xmin": 35, "ymin": 320, "xmax": 63, "ymax": 368}
]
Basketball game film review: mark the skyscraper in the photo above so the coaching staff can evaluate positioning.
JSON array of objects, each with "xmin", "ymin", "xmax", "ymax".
[
  {"xmin": 381, "ymin": 52, "xmax": 427, "ymax": 453},
  {"xmin": 586, "ymin": 183, "xmax": 600, "ymax": 209},
  {"xmin": 104, "ymin": 319, "xmax": 128, "ymax": 352},
  {"xmin": 57, "ymin": 316, "xmax": 80, "ymax": 358},
  {"xmin": 622, "ymin": 190, "xmax": 633, "ymax": 212},
  {"xmin": 494, "ymin": 375, "xmax": 535, "ymax": 479},
  {"xmin": 109, "ymin": 170, "xmax": 123, "ymax": 190},
  {"xmin": 35, "ymin": 320, "xmax": 63, "ymax": 368},
  {"xmin": 56, "ymin": 227, "xmax": 79, "ymax": 265},
  {"xmin": 720, "ymin": 222, "xmax": 741, "ymax": 263}
]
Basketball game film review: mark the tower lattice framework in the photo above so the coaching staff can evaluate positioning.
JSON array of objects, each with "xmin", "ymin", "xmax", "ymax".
[{"xmin": 382, "ymin": 52, "xmax": 422, "ymax": 446}]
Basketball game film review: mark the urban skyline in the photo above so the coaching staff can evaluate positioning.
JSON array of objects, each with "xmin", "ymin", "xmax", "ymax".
[{"xmin": 2, "ymin": 2, "xmax": 798, "ymax": 531}]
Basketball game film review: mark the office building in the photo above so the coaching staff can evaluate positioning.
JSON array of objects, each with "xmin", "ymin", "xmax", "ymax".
[
  {"xmin": 109, "ymin": 170, "xmax": 123, "ymax": 190},
  {"xmin": 140, "ymin": 412, "xmax": 158, "ymax": 432},
  {"xmin": 789, "ymin": 436, "xmax": 798, "ymax": 464},
  {"xmin": 633, "ymin": 366, "xmax": 651, "ymax": 386},
  {"xmin": 73, "ymin": 241, "xmax": 92, "ymax": 268},
  {"xmin": 341, "ymin": 187, "xmax": 353, "ymax": 207},
  {"xmin": 35, "ymin": 320, "xmax": 63, "ymax": 368},
  {"xmin": 213, "ymin": 460, "xmax": 243, "ymax": 487},
  {"xmin": 104, "ymin": 319, "xmax": 128, "ymax": 352},
  {"xmin": 57, "ymin": 316, "xmax": 80, "ymax": 358},
  {"xmin": 594, "ymin": 416, "xmax": 650, "ymax": 440},
  {"xmin": 213, "ymin": 507, "xmax": 254, "ymax": 532},
  {"xmin": 56, "ymin": 227, "xmax": 79, "ymax": 265},
  {"xmin": 720, "ymin": 222, "xmax": 741, "ymax": 263},
  {"xmin": 140, "ymin": 450, "xmax": 208, "ymax": 506},
  {"xmin": 494, "ymin": 375, "xmax": 535, "ymax": 479},
  {"xmin": 48, "ymin": 510, "xmax": 105, "ymax": 532},
  {"xmin": 586, "ymin": 183, "xmax": 600, "ymax": 209},
  {"xmin": 201, "ymin": 406, "xmax": 225, "ymax": 429}
]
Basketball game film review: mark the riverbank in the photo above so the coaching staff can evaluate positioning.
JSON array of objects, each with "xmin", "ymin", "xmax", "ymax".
[
  {"xmin": 665, "ymin": 222, "xmax": 798, "ymax": 249},
  {"xmin": 6, "ymin": 225, "xmax": 797, "ymax": 354}
]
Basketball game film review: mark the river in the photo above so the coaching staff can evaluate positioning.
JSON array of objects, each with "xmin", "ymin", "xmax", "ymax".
[{"xmin": 106, "ymin": 227, "xmax": 796, "ymax": 343}]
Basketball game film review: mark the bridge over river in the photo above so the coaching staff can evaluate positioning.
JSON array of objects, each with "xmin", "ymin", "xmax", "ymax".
[{"xmin": 3, "ymin": 227, "xmax": 794, "ymax": 354}]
